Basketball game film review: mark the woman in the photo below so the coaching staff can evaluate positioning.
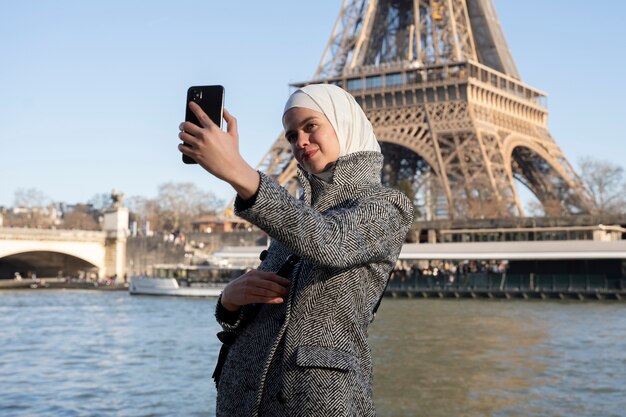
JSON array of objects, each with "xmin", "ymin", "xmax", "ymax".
[{"xmin": 178, "ymin": 84, "xmax": 413, "ymax": 416}]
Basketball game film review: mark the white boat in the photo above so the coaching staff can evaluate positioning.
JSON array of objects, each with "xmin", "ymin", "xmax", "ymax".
[
  {"xmin": 129, "ymin": 276, "xmax": 226, "ymax": 297},
  {"xmin": 129, "ymin": 263, "xmax": 247, "ymax": 297}
]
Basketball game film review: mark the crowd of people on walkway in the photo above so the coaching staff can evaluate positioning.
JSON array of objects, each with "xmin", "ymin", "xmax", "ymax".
[{"xmin": 390, "ymin": 259, "xmax": 509, "ymax": 285}]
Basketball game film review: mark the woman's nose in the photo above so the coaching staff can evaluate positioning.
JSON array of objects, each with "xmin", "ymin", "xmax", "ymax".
[{"xmin": 295, "ymin": 133, "xmax": 310, "ymax": 148}]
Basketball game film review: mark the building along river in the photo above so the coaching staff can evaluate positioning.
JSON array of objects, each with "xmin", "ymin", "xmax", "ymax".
[{"xmin": 0, "ymin": 290, "xmax": 624, "ymax": 417}]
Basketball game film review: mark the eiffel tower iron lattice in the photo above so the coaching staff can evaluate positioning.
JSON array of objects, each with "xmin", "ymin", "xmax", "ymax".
[{"xmin": 255, "ymin": 0, "xmax": 595, "ymax": 220}]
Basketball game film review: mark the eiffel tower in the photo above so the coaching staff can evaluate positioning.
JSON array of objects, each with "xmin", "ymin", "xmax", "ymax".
[{"xmin": 256, "ymin": 0, "xmax": 595, "ymax": 220}]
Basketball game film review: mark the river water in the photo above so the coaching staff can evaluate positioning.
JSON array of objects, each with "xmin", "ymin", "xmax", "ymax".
[{"xmin": 0, "ymin": 290, "xmax": 624, "ymax": 417}]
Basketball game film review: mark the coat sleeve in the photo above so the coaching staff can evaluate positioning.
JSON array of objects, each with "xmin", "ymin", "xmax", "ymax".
[
  {"xmin": 235, "ymin": 172, "xmax": 413, "ymax": 269},
  {"xmin": 215, "ymin": 295, "xmax": 244, "ymax": 330},
  {"xmin": 215, "ymin": 295, "xmax": 260, "ymax": 332}
]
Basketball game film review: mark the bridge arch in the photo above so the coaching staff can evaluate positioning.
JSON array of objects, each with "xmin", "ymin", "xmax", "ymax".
[
  {"xmin": 0, "ymin": 250, "xmax": 99, "ymax": 279},
  {"xmin": 0, "ymin": 234, "xmax": 106, "ymax": 279}
]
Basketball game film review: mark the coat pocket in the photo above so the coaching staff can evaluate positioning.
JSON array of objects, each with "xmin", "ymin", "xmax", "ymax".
[{"xmin": 295, "ymin": 345, "xmax": 358, "ymax": 372}]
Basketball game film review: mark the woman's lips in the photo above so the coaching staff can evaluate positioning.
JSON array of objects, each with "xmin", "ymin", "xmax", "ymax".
[{"xmin": 302, "ymin": 149, "xmax": 317, "ymax": 161}]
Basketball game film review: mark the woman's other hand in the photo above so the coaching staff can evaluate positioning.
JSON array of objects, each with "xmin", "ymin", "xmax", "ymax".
[
  {"xmin": 178, "ymin": 103, "xmax": 260, "ymax": 199},
  {"xmin": 219, "ymin": 270, "xmax": 291, "ymax": 312}
]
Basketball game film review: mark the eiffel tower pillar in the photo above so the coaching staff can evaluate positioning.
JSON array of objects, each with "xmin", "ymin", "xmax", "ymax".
[{"xmin": 256, "ymin": 0, "xmax": 596, "ymax": 219}]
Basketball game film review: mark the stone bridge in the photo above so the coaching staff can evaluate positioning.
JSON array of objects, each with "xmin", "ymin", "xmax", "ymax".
[{"xmin": 0, "ymin": 208, "xmax": 128, "ymax": 280}]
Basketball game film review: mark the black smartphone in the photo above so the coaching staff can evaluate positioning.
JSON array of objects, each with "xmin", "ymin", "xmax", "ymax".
[{"xmin": 183, "ymin": 85, "xmax": 225, "ymax": 164}]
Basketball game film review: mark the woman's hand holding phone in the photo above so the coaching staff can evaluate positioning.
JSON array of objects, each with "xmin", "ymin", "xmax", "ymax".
[{"xmin": 178, "ymin": 102, "xmax": 260, "ymax": 200}]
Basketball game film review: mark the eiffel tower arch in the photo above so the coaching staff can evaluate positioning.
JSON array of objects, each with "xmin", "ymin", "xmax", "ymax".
[{"xmin": 256, "ymin": 0, "xmax": 595, "ymax": 219}]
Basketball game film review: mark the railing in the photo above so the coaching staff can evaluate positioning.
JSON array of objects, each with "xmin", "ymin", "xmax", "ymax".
[
  {"xmin": 0, "ymin": 226, "xmax": 106, "ymax": 240},
  {"xmin": 295, "ymin": 60, "xmax": 547, "ymax": 107},
  {"xmin": 388, "ymin": 271, "xmax": 626, "ymax": 292}
]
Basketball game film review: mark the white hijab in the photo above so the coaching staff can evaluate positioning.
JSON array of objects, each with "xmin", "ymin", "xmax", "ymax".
[{"xmin": 283, "ymin": 84, "xmax": 381, "ymax": 180}]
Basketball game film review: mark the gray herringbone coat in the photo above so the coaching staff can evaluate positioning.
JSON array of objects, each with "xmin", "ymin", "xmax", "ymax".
[{"xmin": 215, "ymin": 151, "xmax": 413, "ymax": 416}]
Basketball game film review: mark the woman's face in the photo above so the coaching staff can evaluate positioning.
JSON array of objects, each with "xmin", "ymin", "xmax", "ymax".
[{"xmin": 283, "ymin": 107, "xmax": 340, "ymax": 174}]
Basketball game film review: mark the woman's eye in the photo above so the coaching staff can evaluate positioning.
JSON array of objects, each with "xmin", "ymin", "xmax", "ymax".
[{"xmin": 306, "ymin": 123, "xmax": 317, "ymax": 131}]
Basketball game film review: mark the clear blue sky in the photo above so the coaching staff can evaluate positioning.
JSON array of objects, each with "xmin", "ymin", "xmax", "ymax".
[{"xmin": 1, "ymin": 1, "xmax": 624, "ymax": 209}]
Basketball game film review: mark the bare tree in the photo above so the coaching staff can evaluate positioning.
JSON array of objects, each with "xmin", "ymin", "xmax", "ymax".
[
  {"xmin": 13, "ymin": 188, "xmax": 50, "ymax": 208},
  {"xmin": 127, "ymin": 196, "xmax": 162, "ymax": 234},
  {"xmin": 9, "ymin": 188, "xmax": 55, "ymax": 228},
  {"xmin": 157, "ymin": 182, "xmax": 223, "ymax": 231},
  {"xmin": 88, "ymin": 193, "xmax": 113, "ymax": 210},
  {"xmin": 128, "ymin": 182, "xmax": 224, "ymax": 232},
  {"xmin": 578, "ymin": 157, "xmax": 626, "ymax": 215},
  {"xmin": 62, "ymin": 211, "xmax": 100, "ymax": 230}
]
